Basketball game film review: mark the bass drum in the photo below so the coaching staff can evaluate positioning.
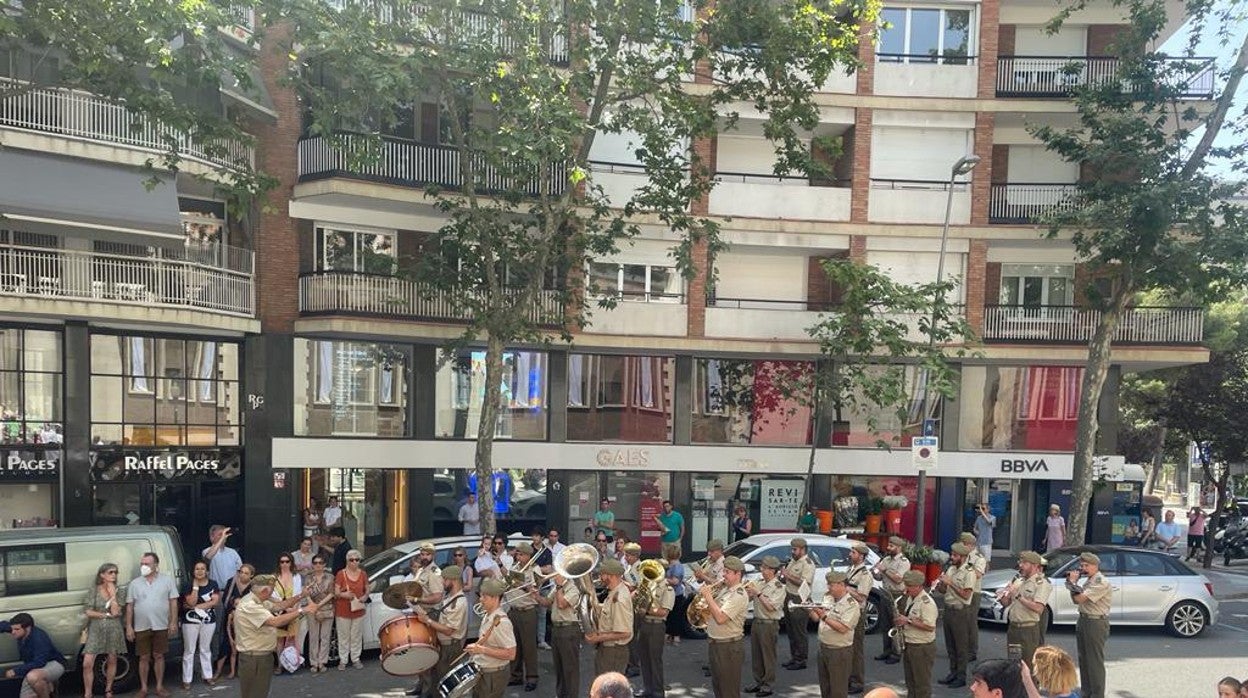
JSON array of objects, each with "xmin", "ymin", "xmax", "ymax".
[
  {"xmin": 378, "ymin": 615, "xmax": 439, "ymax": 676},
  {"xmin": 437, "ymin": 660, "xmax": 481, "ymax": 698}
]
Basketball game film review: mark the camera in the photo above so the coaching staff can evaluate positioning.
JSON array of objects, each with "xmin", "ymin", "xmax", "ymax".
[{"xmin": 1007, "ymin": 644, "xmax": 1022, "ymax": 661}]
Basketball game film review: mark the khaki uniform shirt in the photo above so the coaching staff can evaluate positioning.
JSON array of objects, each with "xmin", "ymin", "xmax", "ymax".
[
  {"xmin": 506, "ymin": 565, "xmax": 538, "ymax": 610},
  {"xmin": 898, "ymin": 591, "xmax": 938, "ymax": 645},
  {"xmin": 702, "ymin": 556, "xmax": 725, "ymax": 584},
  {"xmin": 404, "ymin": 563, "xmax": 443, "ymax": 611},
  {"xmin": 816, "ymin": 592, "xmax": 860, "ymax": 648},
  {"xmin": 879, "ymin": 553, "xmax": 911, "ymax": 595},
  {"xmin": 783, "ymin": 555, "xmax": 816, "ymax": 597},
  {"xmin": 752, "ymin": 578, "xmax": 787, "ymax": 621},
  {"xmin": 624, "ymin": 560, "xmax": 641, "ymax": 588},
  {"xmin": 1076, "ymin": 572, "xmax": 1113, "ymax": 618},
  {"xmin": 967, "ymin": 550, "xmax": 987, "ymax": 593},
  {"xmin": 475, "ymin": 607, "xmax": 516, "ymax": 671},
  {"xmin": 706, "ymin": 584, "xmax": 749, "ymax": 640},
  {"xmin": 549, "ymin": 580, "xmax": 583, "ymax": 625},
  {"xmin": 233, "ymin": 593, "xmax": 279, "ymax": 654},
  {"xmin": 1008, "ymin": 573, "xmax": 1052, "ymax": 625},
  {"xmin": 436, "ymin": 591, "xmax": 468, "ymax": 643},
  {"xmin": 942, "ymin": 562, "xmax": 978, "ymax": 609},
  {"xmin": 644, "ymin": 583, "xmax": 676, "ymax": 621},
  {"xmin": 598, "ymin": 584, "xmax": 635, "ymax": 646},
  {"xmin": 846, "ymin": 564, "xmax": 873, "ymax": 610}
]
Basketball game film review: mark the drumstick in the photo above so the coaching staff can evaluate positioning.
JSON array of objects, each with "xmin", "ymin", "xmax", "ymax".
[{"xmin": 452, "ymin": 616, "xmax": 501, "ymax": 666}]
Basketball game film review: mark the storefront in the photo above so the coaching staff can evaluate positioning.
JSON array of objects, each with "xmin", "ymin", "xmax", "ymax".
[{"xmin": 0, "ymin": 447, "xmax": 61, "ymax": 529}]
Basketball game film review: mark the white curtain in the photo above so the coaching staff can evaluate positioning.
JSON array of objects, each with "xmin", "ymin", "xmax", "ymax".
[
  {"xmin": 706, "ymin": 359, "xmax": 723, "ymax": 412},
  {"xmin": 514, "ymin": 352, "xmax": 531, "ymax": 408},
  {"xmin": 380, "ymin": 363, "xmax": 394, "ymax": 404},
  {"xmin": 639, "ymin": 357, "xmax": 654, "ymax": 407},
  {"xmin": 129, "ymin": 337, "xmax": 149, "ymax": 392},
  {"xmin": 568, "ymin": 354, "xmax": 584, "ymax": 406},
  {"xmin": 198, "ymin": 342, "xmax": 217, "ymax": 402},
  {"xmin": 317, "ymin": 341, "xmax": 334, "ymax": 403}
]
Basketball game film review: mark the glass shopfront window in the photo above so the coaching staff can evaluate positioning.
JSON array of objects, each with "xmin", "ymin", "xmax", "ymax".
[
  {"xmin": 962, "ymin": 478, "xmax": 1014, "ymax": 551},
  {"xmin": 294, "ymin": 339, "xmax": 409, "ymax": 437},
  {"xmin": 568, "ymin": 354, "xmax": 673, "ymax": 443},
  {"xmin": 958, "ymin": 365, "xmax": 1083, "ymax": 451},
  {"xmin": 829, "ymin": 473, "xmax": 936, "ymax": 543},
  {"xmin": 692, "ymin": 359, "xmax": 812, "ymax": 446},
  {"xmin": 0, "ymin": 328, "xmax": 63, "ymax": 445},
  {"xmin": 90, "ymin": 334, "xmax": 240, "ymax": 447},
  {"xmin": 429, "ymin": 467, "xmax": 548, "ymax": 537},
  {"xmin": 0, "ymin": 447, "xmax": 60, "ymax": 529},
  {"xmin": 564, "ymin": 471, "xmax": 669, "ymax": 556},
  {"xmin": 830, "ymin": 365, "xmax": 934, "ymax": 448},
  {"xmin": 436, "ymin": 349, "xmax": 547, "ymax": 440}
]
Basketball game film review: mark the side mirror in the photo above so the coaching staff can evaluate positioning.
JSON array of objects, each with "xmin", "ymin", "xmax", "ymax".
[{"xmin": 743, "ymin": 563, "xmax": 757, "ymax": 574}]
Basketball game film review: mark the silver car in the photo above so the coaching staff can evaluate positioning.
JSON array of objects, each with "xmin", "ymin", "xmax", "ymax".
[{"xmin": 978, "ymin": 545, "xmax": 1219, "ymax": 638}]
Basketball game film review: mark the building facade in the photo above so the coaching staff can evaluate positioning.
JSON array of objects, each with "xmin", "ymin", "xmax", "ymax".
[{"xmin": 2, "ymin": 2, "xmax": 1212, "ymax": 565}]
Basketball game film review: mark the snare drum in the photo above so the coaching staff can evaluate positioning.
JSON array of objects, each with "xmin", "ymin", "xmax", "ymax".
[
  {"xmin": 436, "ymin": 660, "xmax": 481, "ymax": 698},
  {"xmin": 378, "ymin": 615, "xmax": 439, "ymax": 676}
]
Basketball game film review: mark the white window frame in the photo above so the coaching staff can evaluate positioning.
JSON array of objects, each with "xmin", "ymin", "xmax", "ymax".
[
  {"xmin": 588, "ymin": 262, "xmax": 682, "ymax": 302},
  {"xmin": 999, "ymin": 264, "xmax": 1075, "ymax": 308},
  {"xmin": 877, "ymin": 5, "xmax": 977, "ymax": 65},
  {"xmin": 315, "ymin": 225, "xmax": 397, "ymax": 274}
]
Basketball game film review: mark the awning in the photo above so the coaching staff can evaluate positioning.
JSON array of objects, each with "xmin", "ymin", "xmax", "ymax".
[{"xmin": 0, "ymin": 150, "xmax": 183, "ymax": 240}]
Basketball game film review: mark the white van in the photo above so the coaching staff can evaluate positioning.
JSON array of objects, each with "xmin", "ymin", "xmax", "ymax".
[{"xmin": 0, "ymin": 526, "xmax": 187, "ymax": 693}]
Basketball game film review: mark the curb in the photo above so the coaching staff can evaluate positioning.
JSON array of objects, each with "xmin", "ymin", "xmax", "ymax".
[{"xmin": 1215, "ymin": 592, "xmax": 1248, "ymax": 601}]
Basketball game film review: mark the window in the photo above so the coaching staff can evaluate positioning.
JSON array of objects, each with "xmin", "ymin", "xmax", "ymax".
[
  {"xmin": 999, "ymin": 264, "xmax": 1074, "ymax": 307},
  {"xmin": 0, "ymin": 544, "xmax": 67, "ymax": 597},
  {"xmin": 91, "ymin": 334, "xmax": 240, "ymax": 447},
  {"xmin": 692, "ymin": 359, "xmax": 813, "ymax": 446},
  {"xmin": 589, "ymin": 262, "xmax": 682, "ymax": 302},
  {"xmin": 878, "ymin": 6, "xmax": 973, "ymax": 64},
  {"xmin": 179, "ymin": 199, "xmax": 226, "ymax": 246},
  {"xmin": 958, "ymin": 365, "xmax": 1083, "ymax": 451},
  {"xmin": 435, "ymin": 349, "xmax": 548, "ymax": 441},
  {"xmin": 568, "ymin": 354, "xmax": 673, "ymax": 442},
  {"xmin": 316, "ymin": 227, "xmax": 396, "ymax": 274},
  {"xmin": 0, "ymin": 328, "xmax": 62, "ymax": 446},
  {"xmin": 294, "ymin": 339, "xmax": 409, "ymax": 437},
  {"xmin": 1122, "ymin": 551, "xmax": 1167, "ymax": 577}
]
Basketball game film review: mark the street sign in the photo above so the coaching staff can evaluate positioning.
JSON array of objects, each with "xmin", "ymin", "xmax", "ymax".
[
  {"xmin": 922, "ymin": 418, "xmax": 938, "ymax": 437},
  {"xmin": 912, "ymin": 436, "xmax": 938, "ymax": 471}
]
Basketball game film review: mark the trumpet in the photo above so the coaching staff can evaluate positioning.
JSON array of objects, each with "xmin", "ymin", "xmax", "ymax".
[{"xmin": 686, "ymin": 581, "xmax": 724, "ymax": 630}]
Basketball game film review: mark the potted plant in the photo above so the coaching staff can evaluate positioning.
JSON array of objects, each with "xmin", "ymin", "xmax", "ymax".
[
  {"xmin": 928, "ymin": 548, "xmax": 950, "ymax": 585},
  {"xmin": 882, "ymin": 495, "xmax": 908, "ymax": 533},
  {"xmin": 863, "ymin": 497, "xmax": 884, "ymax": 534}
]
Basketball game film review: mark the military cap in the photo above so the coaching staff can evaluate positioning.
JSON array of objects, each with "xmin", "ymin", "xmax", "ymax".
[
  {"xmin": 599, "ymin": 559, "xmax": 625, "ymax": 576},
  {"xmin": 902, "ymin": 570, "xmax": 926, "ymax": 587},
  {"xmin": 1018, "ymin": 550, "xmax": 1043, "ymax": 565},
  {"xmin": 723, "ymin": 556, "xmax": 745, "ymax": 572},
  {"xmin": 888, "ymin": 536, "xmax": 907, "ymax": 548},
  {"xmin": 1078, "ymin": 551, "xmax": 1101, "ymax": 566},
  {"xmin": 959, "ymin": 532, "xmax": 977, "ymax": 545},
  {"xmin": 513, "ymin": 542, "xmax": 533, "ymax": 556},
  {"xmin": 852, "ymin": 542, "xmax": 870, "ymax": 555},
  {"xmin": 623, "ymin": 542, "xmax": 642, "ymax": 554},
  {"xmin": 706, "ymin": 539, "xmax": 725, "ymax": 551},
  {"xmin": 441, "ymin": 565, "xmax": 462, "ymax": 581},
  {"xmin": 951, "ymin": 542, "xmax": 970, "ymax": 556},
  {"xmin": 251, "ymin": 574, "xmax": 277, "ymax": 587},
  {"xmin": 419, "ymin": 541, "xmax": 436, "ymax": 553},
  {"xmin": 480, "ymin": 578, "xmax": 507, "ymax": 597},
  {"xmin": 760, "ymin": 555, "xmax": 782, "ymax": 570},
  {"xmin": 790, "ymin": 537, "xmax": 808, "ymax": 549},
  {"xmin": 826, "ymin": 570, "xmax": 848, "ymax": 584}
]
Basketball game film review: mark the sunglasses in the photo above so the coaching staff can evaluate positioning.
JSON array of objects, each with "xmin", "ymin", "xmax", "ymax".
[
  {"xmin": 313, "ymin": 561, "xmax": 326, "ymax": 565},
  {"xmin": 453, "ymin": 553, "xmax": 466, "ymax": 557},
  {"xmin": 280, "ymin": 560, "xmax": 292, "ymax": 564},
  {"xmin": 348, "ymin": 557, "xmax": 362, "ymax": 562}
]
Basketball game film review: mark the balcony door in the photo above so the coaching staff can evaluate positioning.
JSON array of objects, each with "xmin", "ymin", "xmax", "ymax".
[
  {"xmin": 316, "ymin": 227, "xmax": 396, "ymax": 274},
  {"xmin": 999, "ymin": 264, "xmax": 1074, "ymax": 315}
]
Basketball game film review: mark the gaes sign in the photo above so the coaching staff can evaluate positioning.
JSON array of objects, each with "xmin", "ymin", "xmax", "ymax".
[{"xmin": 760, "ymin": 480, "xmax": 805, "ymax": 532}]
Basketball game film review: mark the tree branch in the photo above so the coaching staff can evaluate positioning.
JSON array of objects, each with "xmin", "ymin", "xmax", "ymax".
[{"xmin": 1181, "ymin": 31, "xmax": 1248, "ymax": 180}]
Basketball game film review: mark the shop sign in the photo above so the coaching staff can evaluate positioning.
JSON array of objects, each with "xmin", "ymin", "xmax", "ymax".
[
  {"xmin": 595, "ymin": 448, "xmax": 650, "ymax": 468},
  {"xmin": 760, "ymin": 479, "xmax": 805, "ymax": 532},
  {"xmin": 999, "ymin": 458, "xmax": 1049, "ymax": 474},
  {"xmin": 124, "ymin": 455, "xmax": 221, "ymax": 471},
  {"xmin": 0, "ymin": 450, "xmax": 61, "ymax": 480},
  {"xmin": 91, "ymin": 450, "xmax": 243, "ymax": 482}
]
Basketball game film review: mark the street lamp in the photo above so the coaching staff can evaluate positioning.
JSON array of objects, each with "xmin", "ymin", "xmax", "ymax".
[{"xmin": 914, "ymin": 153, "xmax": 980, "ymax": 547}]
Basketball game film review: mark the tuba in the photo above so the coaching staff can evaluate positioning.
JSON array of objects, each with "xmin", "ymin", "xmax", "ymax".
[
  {"xmin": 632, "ymin": 559, "xmax": 667, "ymax": 614},
  {"xmin": 549, "ymin": 543, "xmax": 601, "ymax": 634},
  {"xmin": 686, "ymin": 581, "xmax": 724, "ymax": 630}
]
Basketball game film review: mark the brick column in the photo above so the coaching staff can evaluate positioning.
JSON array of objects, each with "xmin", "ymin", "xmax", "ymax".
[
  {"xmin": 977, "ymin": 0, "xmax": 1001, "ymax": 99},
  {"xmin": 687, "ymin": 134, "xmax": 716, "ymax": 337},
  {"xmin": 971, "ymin": 112, "xmax": 995, "ymax": 225},
  {"xmin": 855, "ymin": 20, "xmax": 875, "ymax": 95},
  {"xmin": 849, "ymin": 108, "xmax": 873, "ymax": 223},
  {"xmin": 255, "ymin": 21, "xmax": 302, "ymax": 333},
  {"xmin": 849, "ymin": 235, "xmax": 867, "ymax": 264},
  {"xmin": 964, "ymin": 240, "xmax": 988, "ymax": 336}
]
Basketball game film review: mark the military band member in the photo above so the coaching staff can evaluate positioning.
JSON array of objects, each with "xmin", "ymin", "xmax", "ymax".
[
  {"xmin": 934, "ymin": 543, "xmax": 976, "ymax": 688},
  {"xmin": 810, "ymin": 570, "xmax": 859, "ymax": 698},
  {"xmin": 999, "ymin": 550, "xmax": 1051, "ymax": 670},
  {"xmin": 872, "ymin": 536, "xmax": 910, "ymax": 664},
  {"xmin": 538, "ymin": 566, "xmax": 583, "ymax": 698},
  {"xmin": 466, "ymin": 579, "xmax": 517, "ymax": 698},
  {"xmin": 845, "ymin": 542, "xmax": 874, "ymax": 694},
  {"xmin": 782, "ymin": 537, "xmax": 816, "ymax": 670},
  {"xmin": 623, "ymin": 542, "xmax": 644, "ymax": 678},
  {"xmin": 703, "ymin": 556, "xmax": 750, "ymax": 698},
  {"xmin": 958, "ymin": 532, "xmax": 987, "ymax": 661},
  {"xmin": 403, "ymin": 543, "xmax": 444, "ymax": 698},
  {"xmin": 895, "ymin": 570, "xmax": 937, "ymax": 698},
  {"xmin": 637, "ymin": 559, "xmax": 675, "ymax": 698},
  {"xmin": 507, "ymin": 542, "xmax": 540, "ymax": 691},
  {"xmin": 587, "ymin": 559, "xmax": 634, "ymax": 675},
  {"xmin": 411, "ymin": 566, "xmax": 468, "ymax": 698},
  {"xmin": 745, "ymin": 556, "xmax": 786, "ymax": 697},
  {"xmin": 1068, "ymin": 551, "xmax": 1112, "ymax": 698},
  {"xmin": 696, "ymin": 540, "xmax": 727, "ymax": 677}
]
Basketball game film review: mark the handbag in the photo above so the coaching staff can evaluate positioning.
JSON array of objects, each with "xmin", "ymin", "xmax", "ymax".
[{"xmin": 349, "ymin": 597, "xmax": 366, "ymax": 612}]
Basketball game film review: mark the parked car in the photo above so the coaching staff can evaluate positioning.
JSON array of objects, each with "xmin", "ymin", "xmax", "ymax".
[
  {"xmin": 358, "ymin": 532, "xmax": 528, "ymax": 646},
  {"xmin": 431, "ymin": 474, "xmax": 547, "ymax": 520},
  {"xmin": 717, "ymin": 534, "xmax": 885, "ymax": 634},
  {"xmin": 0, "ymin": 526, "xmax": 187, "ymax": 693},
  {"xmin": 978, "ymin": 545, "xmax": 1219, "ymax": 638}
]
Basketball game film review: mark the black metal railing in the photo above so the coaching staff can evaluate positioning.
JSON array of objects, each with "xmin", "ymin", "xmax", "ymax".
[
  {"xmin": 995, "ymin": 55, "xmax": 1215, "ymax": 98},
  {"xmin": 988, "ymin": 183, "xmax": 1079, "ymax": 223},
  {"xmin": 983, "ymin": 305, "xmax": 1204, "ymax": 344}
]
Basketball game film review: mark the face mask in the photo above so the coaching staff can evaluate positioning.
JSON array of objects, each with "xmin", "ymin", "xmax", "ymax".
[{"xmin": 140, "ymin": 564, "xmax": 153, "ymax": 576}]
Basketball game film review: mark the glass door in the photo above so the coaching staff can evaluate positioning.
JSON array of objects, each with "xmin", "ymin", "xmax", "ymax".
[{"xmin": 154, "ymin": 484, "xmax": 196, "ymax": 564}]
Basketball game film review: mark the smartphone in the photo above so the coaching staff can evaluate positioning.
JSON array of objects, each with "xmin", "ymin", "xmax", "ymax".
[{"xmin": 1007, "ymin": 643, "xmax": 1023, "ymax": 661}]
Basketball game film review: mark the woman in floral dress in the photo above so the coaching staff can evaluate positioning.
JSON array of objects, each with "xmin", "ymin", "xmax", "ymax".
[{"xmin": 82, "ymin": 562, "xmax": 127, "ymax": 698}]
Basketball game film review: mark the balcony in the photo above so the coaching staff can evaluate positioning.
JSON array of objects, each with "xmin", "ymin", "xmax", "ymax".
[
  {"xmin": 995, "ymin": 56, "xmax": 1215, "ymax": 99},
  {"xmin": 298, "ymin": 270, "xmax": 564, "ymax": 326},
  {"xmin": 709, "ymin": 173, "xmax": 851, "ymax": 221},
  {"xmin": 0, "ymin": 78, "xmax": 254, "ymax": 171},
  {"xmin": 705, "ymin": 298, "xmax": 961, "ymax": 343},
  {"xmin": 584, "ymin": 291, "xmax": 688, "ymax": 336},
  {"xmin": 868, "ymin": 179, "xmax": 971, "ymax": 225},
  {"xmin": 989, "ymin": 183, "xmax": 1078, "ymax": 223},
  {"xmin": 0, "ymin": 244, "xmax": 254, "ymax": 317},
  {"xmin": 982, "ymin": 305, "xmax": 1204, "ymax": 345},
  {"xmin": 875, "ymin": 55, "xmax": 978, "ymax": 98},
  {"xmin": 298, "ymin": 134, "xmax": 569, "ymax": 197}
]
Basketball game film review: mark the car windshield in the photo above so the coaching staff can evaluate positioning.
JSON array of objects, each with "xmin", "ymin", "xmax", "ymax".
[
  {"xmin": 724, "ymin": 541, "xmax": 760, "ymax": 560},
  {"xmin": 362, "ymin": 548, "xmax": 409, "ymax": 577},
  {"xmin": 1043, "ymin": 550, "xmax": 1079, "ymax": 577}
]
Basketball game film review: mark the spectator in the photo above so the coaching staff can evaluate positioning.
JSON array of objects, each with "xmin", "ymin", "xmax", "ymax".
[
  {"xmin": 203, "ymin": 525, "xmax": 243, "ymax": 590},
  {"xmin": 323, "ymin": 496, "xmax": 344, "ymax": 530},
  {"xmin": 475, "ymin": 535, "xmax": 503, "ymax": 580},
  {"xmin": 797, "ymin": 505, "xmax": 818, "ymax": 535},
  {"xmin": 970, "ymin": 658, "xmax": 1027, "ymax": 698},
  {"xmin": 181, "ymin": 560, "xmax": 220, "ymax": 689},
  {"xmin": 333, "ymin": 549, "xmax": 369, "ymax": 670},
  {"xmin": 1154, "ymin": 511, "xmax": 1183, "ymax": 552},
  {"xmin": 657, "ymin": 500, "xmax": 685, "ymax": 546},
  {"xmin": 1, "ymin": 613, "xmax": 66, "ymax": 698},
  {"xmin": 216, "ymin": 563, "xmax": 255, "ymax": 680},
  {"xmin": 459, "ymin": 491, "xmax": 481, "ymax": 535},
  {"xmin": 125, "ymin": 551, "xmax": 180, "ymax": 698},
  {"xmin": 589, "ymin": 671, "xmax": 633, "ymax": 698},
  {"xmin": 732, "ymin": 505, "xmax": 753, "ymax": 542},
  {"xmin": 303, "ymin": 554, "xmax": 337, "ymax": 673},
  {"xmin": 292, "ymin": 537, "xmax": 316, "ymax": 574},
  {"xmin": 1219, "ymin": 677, "xmax": 1243, "ymax": 698},
  {"xmin": 863, "ymin": 690, "xmax": 900, "ymax": 698},
  {"xmin": 302, "ymin": 498, "xmax": 322, "ymax": 540},
  {"xmin": 974, "ymin": 503, "xmax": 997, "ymax": 560},
  {"xmin": 270, "ymin": 553, "xmax": 305, "ymax": 674},
  {"xmin": 662, "ymin": 543, "xmax": 688, "ymax": 645},
  {"xmin": 1123, "ymin": 518, "xmax": 1141, "ymax": 545},
  {"xmin": 1044, "ymin": 505, "xmax": 1067, "ymax": 552},
  {"xmin": 1187, "ymin": 507, "xmax": 1208, "ymax": 561},
  {"xmin": 82, "ymin": 563, "xmax": 126, "ymax": 698},
  {"xmin": 327, "ymin": 526, "xmax": 352, "ymax": 574},
  {"xmin": 594, "ymin": 498, "xmax": 616, "ymax": 539},
  {"xmin": 1028, "ymin": 645, "xmax": 1079, "ymax": 698},
  {"xmin": 1139, "ymin": 510, "xmax": 1157, "ymax": 547}
]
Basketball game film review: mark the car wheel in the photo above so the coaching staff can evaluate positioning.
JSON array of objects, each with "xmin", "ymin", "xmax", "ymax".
[
  {"xmin": 864, "ymin": 594, "xmax": 881, "ymax": 635},
  {"xmin": 97, "ymin": 652, "xmax": 138, "ymax": 693},
  {"xmin": 1165, "ymin": 600, "xmax": 1209, "ymax": 638}
]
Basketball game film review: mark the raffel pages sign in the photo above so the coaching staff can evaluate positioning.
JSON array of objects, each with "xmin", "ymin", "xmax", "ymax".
[{"xmin": 760, "ymin": 479, "xmax": 805, "ymax": 532}]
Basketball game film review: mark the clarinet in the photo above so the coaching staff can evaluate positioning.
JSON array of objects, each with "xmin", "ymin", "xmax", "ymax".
[
  {"xmin": 1064, "ymin": 571, "xmax": 1087, "ymax": 598},
  {"xmin": 995, "ymin": 573, "xmax": 1023, "ymax": 602}
]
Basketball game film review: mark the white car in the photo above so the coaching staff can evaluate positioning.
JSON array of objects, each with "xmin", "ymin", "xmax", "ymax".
[
  {"xmin": 718, "ymin": 534, "xmax": 886, "ymax": 634},
  {"xmin": 358, "ymin": 532, "xmax": 529, "ymax": 647}
]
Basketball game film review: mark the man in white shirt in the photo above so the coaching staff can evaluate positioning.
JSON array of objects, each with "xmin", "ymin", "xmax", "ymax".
[
  {"xmin": 459, "ymin": 492, "xmax": 481, "ymax": 535},
  {"xmin": 202, "ymin": 525, "xmax": 242, "ymax": 590},
  {"xmin": 323, "ymin": 496, "xmax": 343, "ymax": 530}
]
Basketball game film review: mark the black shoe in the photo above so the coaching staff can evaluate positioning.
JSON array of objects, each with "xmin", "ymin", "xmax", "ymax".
[
  {"xmin": 703, "ymin": 669, "xmax": 712, "ymax": 677},
  {"xmin": 786, "ymin": 663, "xmax": 806, "ymax": 671},
  {"xmin": 404, "ymin": 688, "xmax": 422, "ymax": 697},
  {"xmin": 756, "ymin": 691, "xmax": 773, "ymax": 697},
  {"xmin": 938, "ymin": 673, "xmax": 956, "ymax": 685},
  {"xmin": 873, "ymin": 653, "xmax": 892, "ymax": 661},
  {"xmin": 781, "ymin": 661, "xmax": 796, "ymax": 669},
  {"xmin": 947, "ymin": 678, "xmax": 967, "ymax": 688},
  {"xmin": 884, "ymin": 656, "xmax": 900, "ymax": 665},
  {"xmin": 848, "ymin": 686, "xmax": 864, "ymax": 695},
  {"xmin": 633, "ymin": 691, "xmax": 646, "ymax": 698},
  {"xmin": 969, "ymin": 654, "xmax": 977, "ymax": 662},
  {"xmin": 744, "ymin": 685, "xmax": 762, "ymax": 693},
  {"xmin": 625, "ymin": 667, "xmax": 640, "ymax": 678},
  {"xmin": 524, "ymin": 683, "xmax": 538, "ymax": 692},
  {"xmin": 508, "ymin": 679, "xmax": 523, "ymax": 687}
]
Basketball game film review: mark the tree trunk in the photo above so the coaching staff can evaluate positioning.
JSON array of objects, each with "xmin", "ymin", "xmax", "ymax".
[
  {"xmin": 475, "ymin": 334, "xmax": 507, "ymax": 537},
  {"xmin": 1142, "ymin": 426, "xmax": 1166, "ymax": 495},
  {"xmin": 1201, "ymin": 461, "xmax": 1229, "ymax": 569},
  {"xmin": 1067, "ymin": 292, "xmax": 1130, "ymax": 546}
]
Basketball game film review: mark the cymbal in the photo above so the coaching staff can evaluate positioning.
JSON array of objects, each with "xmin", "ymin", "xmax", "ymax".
[{"xmin": 382, "ymin": 581, "xmax": 423, "ymax": 610}]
